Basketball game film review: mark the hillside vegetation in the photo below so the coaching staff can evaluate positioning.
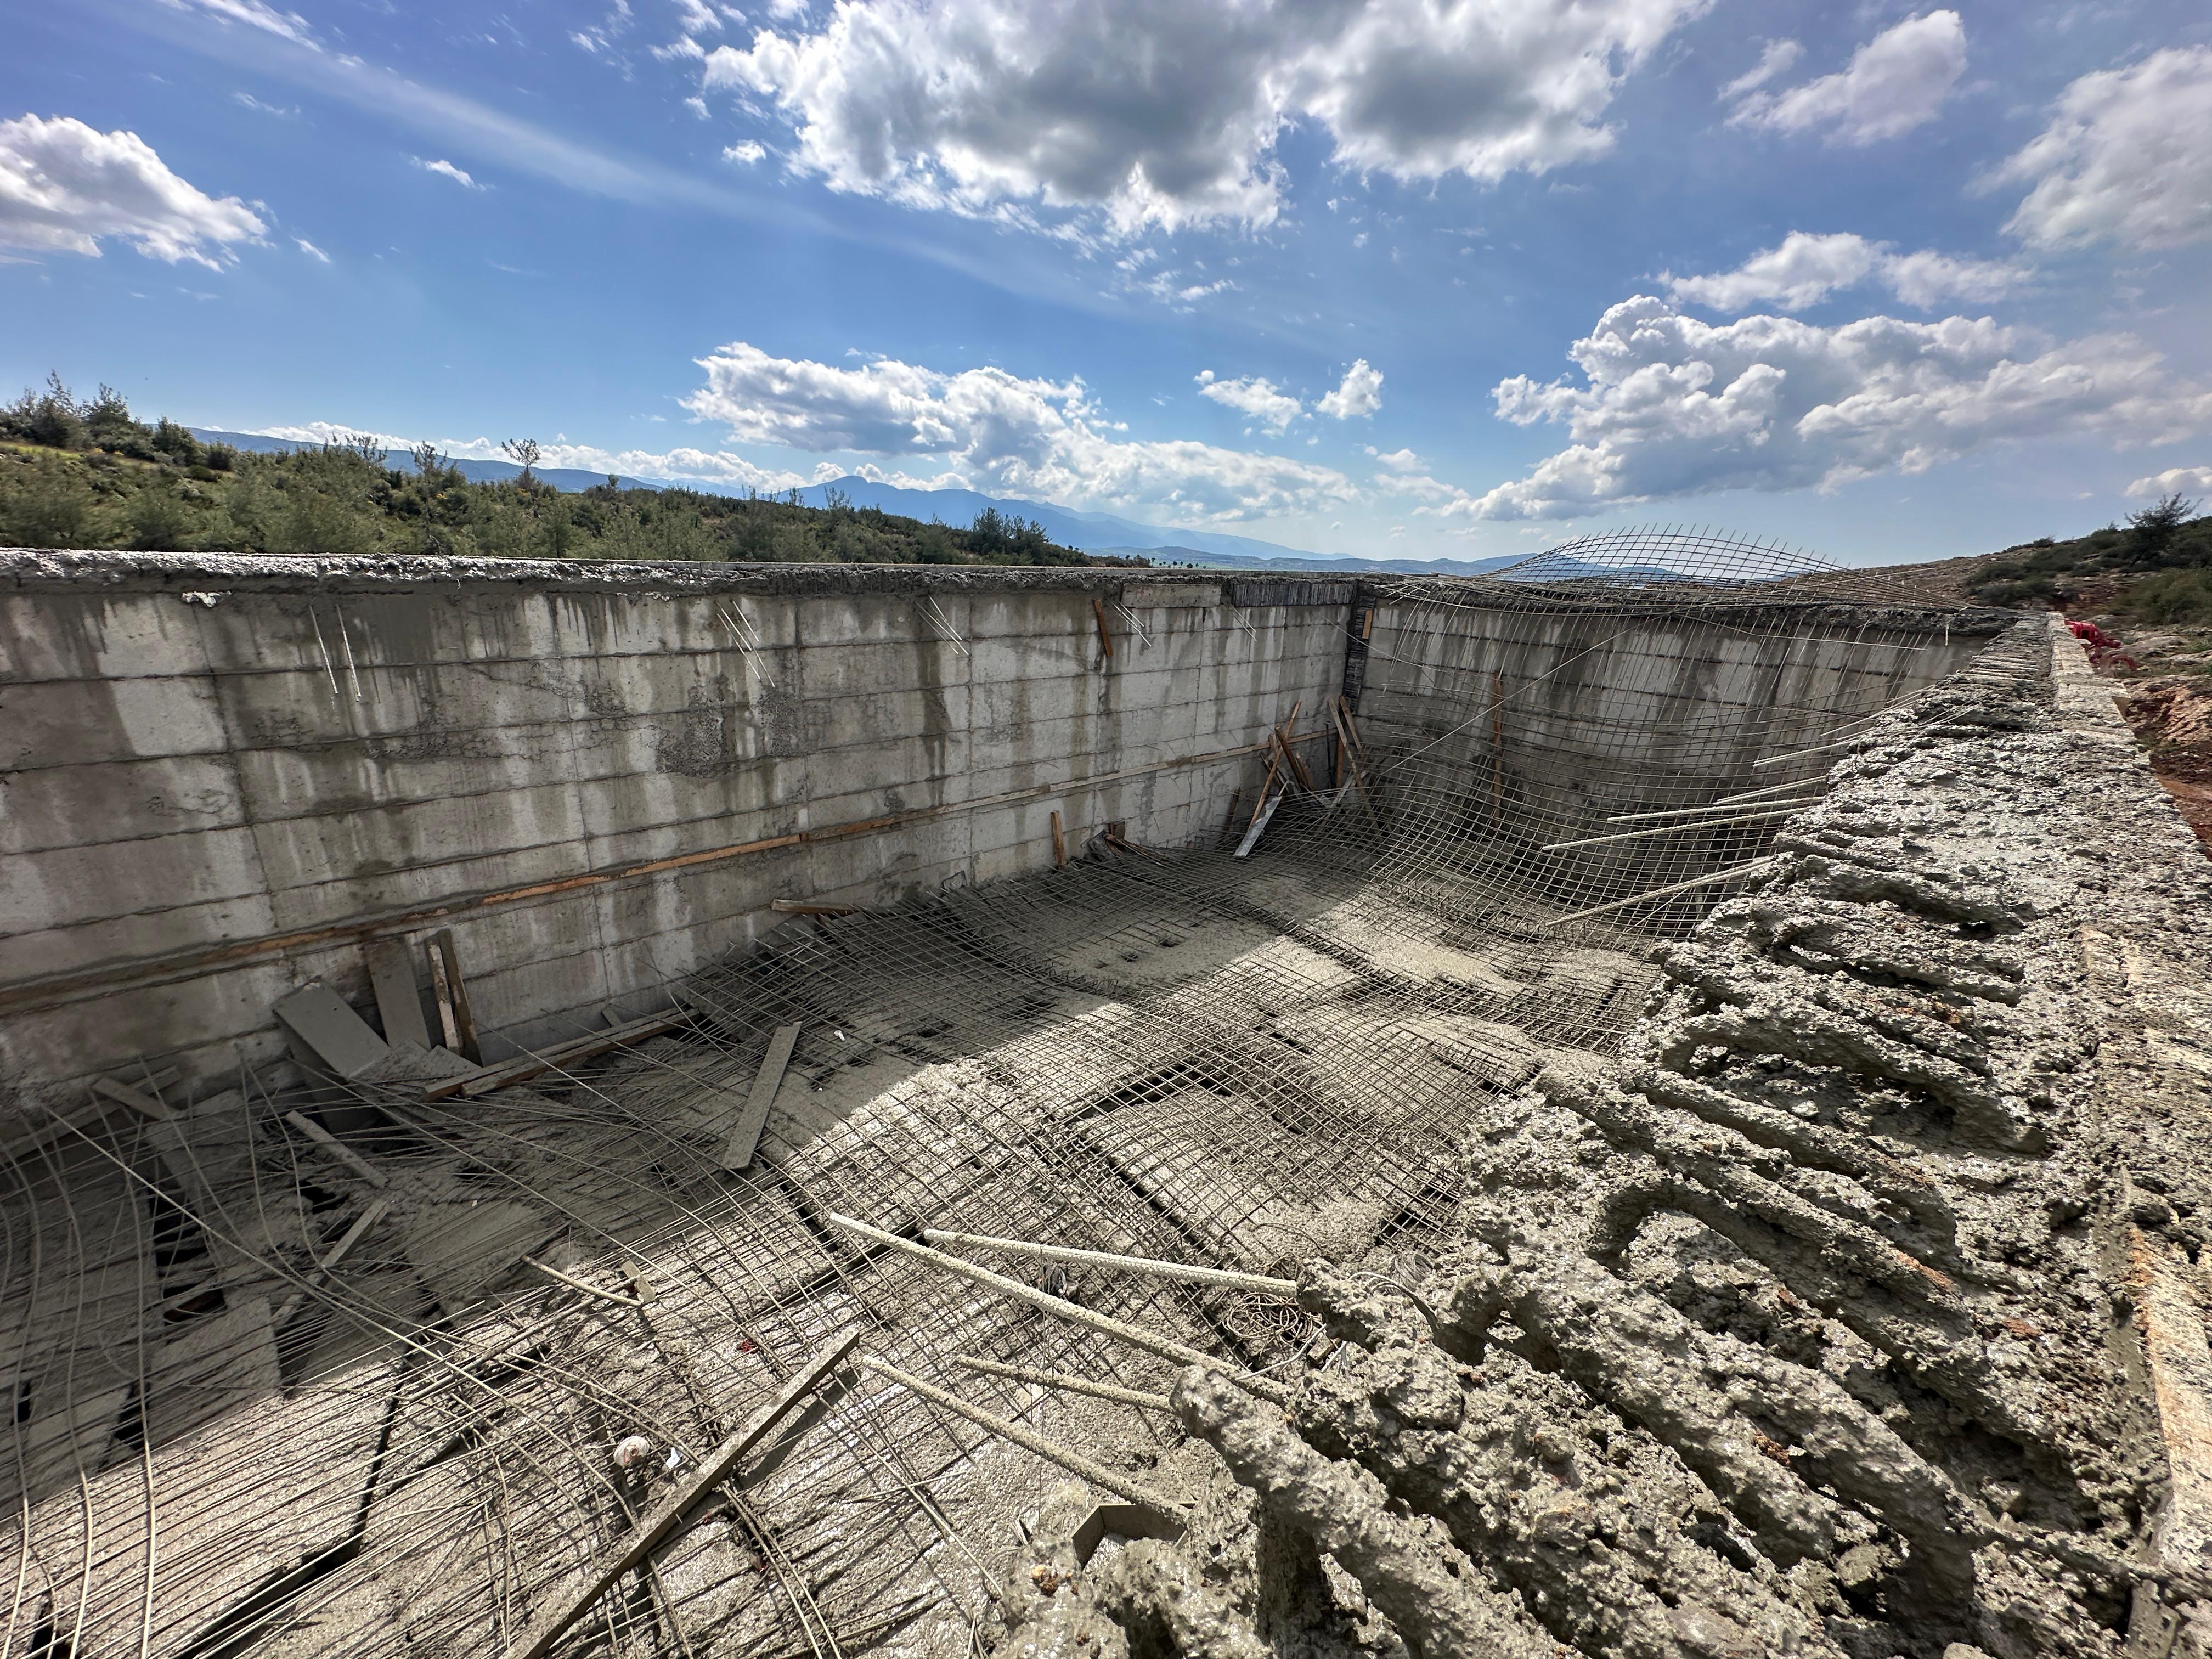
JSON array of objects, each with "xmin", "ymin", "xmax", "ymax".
[
  {"xmin": 0, "ymin": 376, "xmax": 1128, "ymax": 567},
  {"xmin": 1970, "ymin": 492, "xmax": 2212, "ymax": 623}
]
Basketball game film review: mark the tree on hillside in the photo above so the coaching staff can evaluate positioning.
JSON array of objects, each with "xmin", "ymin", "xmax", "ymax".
[
  {"xmin": 2123, "ymin": 493, "xmax": 2201, "ymax": 568},
  {"xmin": 501, "ymin": 437, "xmax": 541, "ymax": 486}
]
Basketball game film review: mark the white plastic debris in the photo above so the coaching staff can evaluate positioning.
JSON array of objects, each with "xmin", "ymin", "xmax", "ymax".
[
  {"xmin": 664, "ymin": 1447, "xmax": 684, "ymax": 1472},
  {"xmin": 613, "ymin": 1434, "xmax": 653, "ymax": 1469},
  {"xmin": 180, "ymin": 591, "xmax": 223, "ymax": 607}
]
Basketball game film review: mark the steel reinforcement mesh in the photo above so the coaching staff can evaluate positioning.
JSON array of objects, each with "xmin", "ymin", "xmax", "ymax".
[{"xmin": 0, "ymin": 533, "xmax": 2015, "ymax": 1658}]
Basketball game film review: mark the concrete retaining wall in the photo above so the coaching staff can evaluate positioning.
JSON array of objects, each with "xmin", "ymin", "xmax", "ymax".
[
  {"xmin": 1355, "ymin": 591, "xmax": 2001, "ymax": 828},
  {"xmin": 0, "ymin": 555, "xmax": 1350, "ymax": 1113}
]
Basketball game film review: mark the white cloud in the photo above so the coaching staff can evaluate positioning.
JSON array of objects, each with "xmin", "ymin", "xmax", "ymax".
[
  {"xmin": 722, "ymin": 140, "xmax": 767, "ymax": 164},
  {"xmin": 2128, "ymin": 465, "xmax": 2212, "ymax": 498},
  {"xmin": 232, "ymin": 92, "xmax": 298, "ymax": 117},
  {"xmin": 1136, "ymin": 269, "xmax": 1235, "ymax": 309},
  {"xmin": 673, "ymin": 0, "xmax": 721, "ymax": 30},
  {"xmin": 1663, "ymin": 230, "xmax": 2019, "ymax": 312},
  {"xmin": 1317, "ymin": 358, "xmax": 1383, "ymax": 419},
  {"xmin": 682, "ymin": 342, "xmax": 1356, "ymax": 520},
  {"xmin": 1991, "ymin": 47, "xmax": 2212, "ymax": 251},
  {"xmin": 1728, "ymin": 11, "xmax": 1965, "ymax": 145},
  {"xmin": 1384, "ymin": 470, "xmax": 1468, "ymax": 503},
  {"xmin": 160, "ymin": 0, "xmax": 315, "ymax": 46},
  {"xmin": 701, "ymin": 0, "xmax": 1711, "ymax": 234},
  {"xmin": 1464, "ymin": 295, "xmax": 2212, "ymax": 520},
  {"xmin": 572, "ymin": 0, "xmax": 635, "ymax": 53},
  {"xmin": 0, "ymin": 115, "xmax": 266, "ymax": 266},
  {"xmin": 414, "ymin": 157, "xmax": 483, "ymax": 189},
  {"xmin": 1367, "ymin": 445, "xmax": 1423, "ymax": 471},
  {"xmin": 1196, "ymin": 371, "xmax": 1304, "ymax": 433},
  {"xmin": 294, "ymin": 235, "xmax": 329, "ymax": 262},
  {"xmin": 1719, "ymin": 39, "xmax": 1801, "ymax": 101}
]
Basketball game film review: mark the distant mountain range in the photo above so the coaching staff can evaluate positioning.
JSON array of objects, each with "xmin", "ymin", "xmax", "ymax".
[
  {"xmin": 782, "ymin": 476, "xmax": 1350, "ymax": 567},
  {"xmin": 193, "ymin": 428, "xmax": 1543, "ymax": 576}
]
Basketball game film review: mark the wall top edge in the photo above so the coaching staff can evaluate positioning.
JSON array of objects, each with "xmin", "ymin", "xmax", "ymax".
[{"xmin": 0, "ymin": 548, "xmax": 1280, "ymax": 601}]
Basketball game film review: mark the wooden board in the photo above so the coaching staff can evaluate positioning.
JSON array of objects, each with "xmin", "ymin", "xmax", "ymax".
[
  {"xmin": 428, "ymin": 929, "xmax": 481, "ymax": 1063},
  {"xmin": 501, "ymin": 1330, "xmax": 858, "ymax": 1659},
  {"xmin": 722, "ymin": 1023, "xmax": 801, "ymax": 1171},
  {"xmin": 1233, "ymin": 788, "xmax": 1283, "ymax": 858},
  {"xmin": 365, "ymin": 938, "xmax": 433, "ymax": 1051},
  {"xmin": 422, "ymin": 1010, "xmax": 687, "ymax": 1101},
  {"xmin": 275, "ymin": 984, "xmax": 391, "ymax": 1079}
]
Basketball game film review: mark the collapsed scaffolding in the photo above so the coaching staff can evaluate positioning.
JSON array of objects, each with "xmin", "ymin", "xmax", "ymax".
[{"xmin": 3, "ymin": 534, "xmax": 2032, "ymax": 1656}]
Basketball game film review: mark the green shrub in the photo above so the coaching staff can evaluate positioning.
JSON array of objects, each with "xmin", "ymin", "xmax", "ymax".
[
  {"xmin": 269, "ymin": 487, "xmax": 374, "ymax": 558},
  {"xmin": 0, "ymin": 455, "xmax": 101, "ymax": 547},
  {"xmin": 127, "ymin": 484, "xmax": 195, "ymax": 551},
  {"xmin": 2117, "ymin": 568, "xmax": 2212, "ymax": 626}
]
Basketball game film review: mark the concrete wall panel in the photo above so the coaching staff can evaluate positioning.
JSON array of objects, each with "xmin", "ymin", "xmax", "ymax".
[{"xmin": 0, "ymin": 562, "xmax": 1357, "ymax": 1114}]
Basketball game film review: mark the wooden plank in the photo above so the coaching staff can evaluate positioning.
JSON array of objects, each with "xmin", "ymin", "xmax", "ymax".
[
  {"xmin": 721, "ymin": 1023, "xmax": 800, "ymax": 1171},
  {"xmin": 1335, "ymin": 694, "xmax": 1370, "ymax": 761},
  {"xmin": 1329, "ymin": 700, "xmax": 1379, "ymax": 823},
  {"xmin": 1051, "ymin": 809, "xmax": 1068, "ymax": 868},
  {"xmin": 91, "ymin": 1075, "xmax": 170, "ymax": 1120},
  {"xmin": 424, "ymin": 1011, "xmax": 687, "ymax": 1101},
  {"xmin": 426, "ymin": 936, "xmax": 462, "ymax": 1052},
  {"xmin": 364, "ymin": 937, "xmax": 432, "ymax": 1051},
  {"xmin": 1091, "ymin": 596, "xmax": 1115, "ymax": 659},
  {"xmin": 429, "ymin": 929, "xmax": 481, "ymax": 1063},
  {"xmin": 275, "ymin": 984, "xmax": 391, "ymax": 1079},
  {"xmin": 827, "ymin": 1212, "xmax": 1294, "ymax": 1406},
  {"xmin": 284, "ymin": 1109, "xmax": 388, "ymax": 1188},
  {"xmin": 501, "ymin": 1331, "xmax": 859, "ymax": 1659},
  {"xmin": 1233, "ymin": 788, "xmax": 1283, "ymax": 858},
  {"xmin": 861, "ymin": 1355, "xmax": 1182, "ymax": 1514},
  {"xmin": 771, "ymin": 898, "xmax": 859, "ymax": 916},
  {"xmin": 274, "ymin": 1201, "xmax": 390, "ymax": 1325},
  {"xmin": 1245, "ymin": 752, "xmax": 1281, "ymax": 830}
]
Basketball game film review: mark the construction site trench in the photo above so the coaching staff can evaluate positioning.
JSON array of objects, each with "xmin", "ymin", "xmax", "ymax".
[{"xmin": 2, "ymin": 533, "xmax": 2209, "ymax": 1659}]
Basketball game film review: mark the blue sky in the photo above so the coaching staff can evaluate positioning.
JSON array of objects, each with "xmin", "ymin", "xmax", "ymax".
[{"xmin": 6, "ymin": 0, "xmax": 2211, "ymax": 565}]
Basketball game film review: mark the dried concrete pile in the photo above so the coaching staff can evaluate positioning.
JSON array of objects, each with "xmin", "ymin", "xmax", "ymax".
[{"xmin": 990, "ymin": 623, "xmax": 2212, "ymax": 1659}]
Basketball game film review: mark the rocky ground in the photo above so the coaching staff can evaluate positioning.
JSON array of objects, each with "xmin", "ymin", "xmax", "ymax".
[
  {"xmin": 980, "ymin": 618, "xmax": 2212, "ymax": 1659},
  {"xmin": 2080, "ymin": 622, "xmax": 2212, "ymax": 855},
  {"xmin": 1847, "ymin": 548, "xmax": 2212, "ymax": 857}
]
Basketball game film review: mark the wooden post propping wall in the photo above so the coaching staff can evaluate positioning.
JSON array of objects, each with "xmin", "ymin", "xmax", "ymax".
[{"xmin": 427, "ymin": 928, "xmax": 482, "ymax": 1064}]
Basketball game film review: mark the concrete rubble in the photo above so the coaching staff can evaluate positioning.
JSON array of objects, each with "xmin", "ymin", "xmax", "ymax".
[{"xmin": 986, "ymin": 620, "xmax": 2212, "ymax": 1659}]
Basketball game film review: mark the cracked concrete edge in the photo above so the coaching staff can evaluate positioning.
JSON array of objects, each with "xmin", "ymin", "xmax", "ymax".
[
  {"xmin": 0, "ymin": 546, "xmax": 1212, "ymax": 600},
  {"xmin": 2050, "ymin": 617, "xmax": 2212, "ymax": 1595},
  {"xmin": 0, "ymin": 550, "xmax": 2013, "ymax": 635}
]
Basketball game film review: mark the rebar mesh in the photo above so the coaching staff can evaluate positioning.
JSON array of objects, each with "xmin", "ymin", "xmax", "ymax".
[{"xmin": 0, "ymin": 533, "xmax": 2014, "ymax": 1657}]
